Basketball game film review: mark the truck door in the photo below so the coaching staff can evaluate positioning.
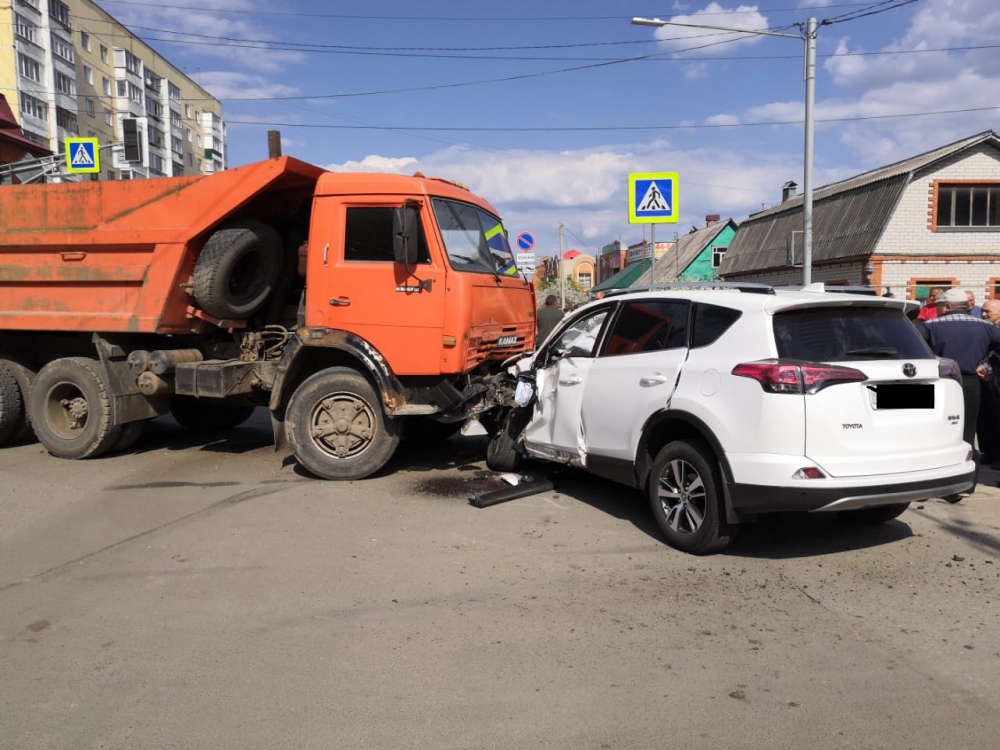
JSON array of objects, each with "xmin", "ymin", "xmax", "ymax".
[{"xmin": 306, "ymin": 198, "xmax": 447, "ymax": 375}]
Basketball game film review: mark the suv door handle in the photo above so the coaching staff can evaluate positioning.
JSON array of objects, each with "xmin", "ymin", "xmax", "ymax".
[
  {"xmin": 558, "ymin": 375, "xmax": 583, "ymax": 385},
  {"xmin": 640, "ymin": 373, "xmax": 669, "ymax": 386},
  {"xmin": 329, "ymin": 297, "xmax": 351, "ymax": 307}
]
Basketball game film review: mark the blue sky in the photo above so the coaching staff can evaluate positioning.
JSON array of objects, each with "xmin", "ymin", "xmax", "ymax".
[{"xmin": 94, "ymin": 0, "xmax": 1000, "ymax": 259}]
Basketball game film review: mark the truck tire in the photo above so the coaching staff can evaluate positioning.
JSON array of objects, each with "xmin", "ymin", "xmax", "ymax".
[
  {"xmin": 192, "ymin": 221, "xmax": 283, "ymax": 320},
  {"xmin": 286, "ymin": 367, "xmax": 401, "ymax": 480},
  {"xmin": 0, "ymin": 362, "xmax": 22, "ymax": 446},
  {"xmin": 30, "ymin": 357, "xmax": 122, "ymax": 459},
  {"xmin": 170, "ymin": 396, "xmax": 256, "ymax": 432},
  {"xmin": 0, "ymin": 356, "xmax": 37, "ymax": 443}
]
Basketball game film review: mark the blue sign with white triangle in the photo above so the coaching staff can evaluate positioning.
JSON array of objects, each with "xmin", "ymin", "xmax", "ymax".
[
  {"xmin": 65, "ymin": 137, "xmax": 100, "ymax": 174},
  {"xmin": 628, "ymin": 172, "xmax": 679, "ymax": 224}
]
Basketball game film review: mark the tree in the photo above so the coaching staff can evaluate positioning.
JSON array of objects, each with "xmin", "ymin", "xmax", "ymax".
[{"xmin": 535, "ymin": 276, "xmax": 591, "ymax": 310}]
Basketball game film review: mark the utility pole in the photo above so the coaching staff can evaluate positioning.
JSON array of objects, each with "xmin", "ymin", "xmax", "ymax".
[
  {"xmin": 558, "ymin": 222, "xmax": 565, "ymax": 310},
  {"xmin": 802, "ymin": 17, "xmax": 817, "ymax": 286}
]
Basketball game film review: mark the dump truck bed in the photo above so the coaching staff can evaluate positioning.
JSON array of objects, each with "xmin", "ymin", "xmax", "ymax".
[{"xmin": 0, "ymin": 157, "xmax": 325, "ymax": 334}]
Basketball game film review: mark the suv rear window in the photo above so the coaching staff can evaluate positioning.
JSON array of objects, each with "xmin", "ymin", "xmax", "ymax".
[{"xmin": 773, "ymin": 306, "xmax": 933, "ymax": 361}]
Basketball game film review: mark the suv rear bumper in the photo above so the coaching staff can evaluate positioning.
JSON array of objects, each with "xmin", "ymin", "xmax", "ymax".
[{"xmin": 728, "ymin": 471, "xmax": 975, "ymax": 514}]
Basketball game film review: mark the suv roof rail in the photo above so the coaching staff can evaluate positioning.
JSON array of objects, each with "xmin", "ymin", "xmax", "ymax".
[{"xmin": 603, "ymin": 281, "xmax": 775, "ymax": 298}]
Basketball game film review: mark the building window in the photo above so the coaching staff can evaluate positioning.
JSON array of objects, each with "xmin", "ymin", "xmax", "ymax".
[
  {"xmin": 102, "ymin": 77, "xmax": 111, "ymax": 95},
  {"xmin": 711, "ymin": 245, "xmax": 728, "ymax": 269},
  {"xmin": 909, "ymin": 278, "xmax": 954, "ymax": 302},
  {"xmin": 14, "ymin": 14, "xmax": 37, "ymax": 44},
  {"xmin": 86, "ymin": 98, "xmax": 95, "ymax": 117},
  {"xmin": 185, "ymin": 104, "xmax": 192, "ymax": 118},
  {"xmin": 171, "ymin": 136, "xmax": 182, "ymax": 154},
  {"xmin": 80, "ymin": 31, "xmax": 90, "ymax": 50},
  {"xmin": 123, "ymin": 50, "xmax": 141, "ymax": 76},
  {"xmin": 936, "ymin": 183, "xmax": 1000, "ymax": 229},
  {"xmin": 103, "ymin": 108, "xmax": 111, "ymax": 125},
  {"xmin": 100, "ymin": 45, "xmax": 108, "ymax": 63},
  {"xmin": 18, "ymin": 53, "xmax": 41, "ymax": 82},
  {"xmin": 83, "ymin": 66, "xmax": 93, "ymax": 84},
  {"xmin": 187, "ymin": 152, "xmax": 193, "ymax": 165},
  {"xmin": 128, "ymin": 82, "xmax": 143, "ymax": 104},
  {"xmin": 144, "ymin": 69, "xmax": 161, "ymax": 91},
  {"xmin": 51, "ymin": 32, "xmax": 74, "ymax": 64},
  {"xmin": 19, "ymin": 92, "xmax": 47, "ymax": 121},
  {"xmin": 117, "ymin": 80, "xmax": 126, "ymax": 97},
  {"xmin": 148, "ymin": 126, "xmax": 165, "ymax": 148},
  {"xmin": 48, "ymin": 0, "xmax": 70, "ymax": 28},
  {"xmin": 106, "ymin": 170, "xmax": 115, "ymax": 180},
  {"xmin": 577, "ymin": 271, "xmax": 592, "ymax": 288},
  {"xmin": 54, "ymin": 70, "xmax": 76, "ymax": 96},
  {"xmin": 55, "ymin": 106, "xmax": 78, "ymax": 134},
  {"xmin": 168, "ymin": 82, "xmax": 181, "ymax": 101},
  {"xmin": 149, "ymin": 153, "xmax": 164, "ymax": 174}
]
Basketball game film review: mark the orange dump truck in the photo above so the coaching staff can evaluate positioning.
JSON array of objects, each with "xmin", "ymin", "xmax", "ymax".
[{"xmin": 0, "ymin": 156, "xmax": 535, "ymax": 479}]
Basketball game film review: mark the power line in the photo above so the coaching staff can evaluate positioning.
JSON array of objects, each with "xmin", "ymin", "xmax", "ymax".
[
  {"xmin": 222, "ymin": 105, "xmax": 1000, "ymax": 131},
  {"xmin": 824, "ymin": 0, "xmax": 924, "ymax": 25}
]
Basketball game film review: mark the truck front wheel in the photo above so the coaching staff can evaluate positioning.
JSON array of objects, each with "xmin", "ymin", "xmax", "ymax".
[
  {"xmin": 286, "ymin": 367, "xmax": 400, "ymax": 480},
  {"xmin": 31, "ymin": 357, "xmax": 121, "ymax": 459}
]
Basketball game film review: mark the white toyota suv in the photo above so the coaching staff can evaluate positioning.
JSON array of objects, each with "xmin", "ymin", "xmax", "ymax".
[{"xmin": 487, "ymin": 283, "xmax": 976, "ymax": 554}]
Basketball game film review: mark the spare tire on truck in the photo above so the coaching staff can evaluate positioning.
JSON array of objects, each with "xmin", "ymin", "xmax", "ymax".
[{"xmin": 192, "ymin": 221, "xmax": 283, "ymax": 320}]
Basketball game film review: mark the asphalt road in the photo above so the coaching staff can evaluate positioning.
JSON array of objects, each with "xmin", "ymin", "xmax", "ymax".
[{"xmin": 2, "ymin": 410, "xmax": 999, "ymax": 749}]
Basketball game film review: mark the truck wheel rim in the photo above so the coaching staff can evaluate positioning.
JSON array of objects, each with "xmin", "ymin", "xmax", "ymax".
[
  {"xmin": 43, "ymin": 381, "xmax": 90, "ymax": 440},
  {"xmin": 309, "ymin": 392, "xmax": 377, "ymax": 459},
  {"xmin": 656, "ymin": 459, "xmax": 706, "ymax": 535}
]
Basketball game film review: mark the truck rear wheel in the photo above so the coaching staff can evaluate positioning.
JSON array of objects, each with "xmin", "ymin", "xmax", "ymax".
[
  {"xmin": 0, "ymin": 356, "xmax": 37, "ymax": 444},
  {"xmin": 193, "ymin": 221, "xmax": 283, "ymax": 319},
  {"xmin": 170, "ymin": 396, "xmax": 256, "ymax": 432},
  {"xmin": 0, "ymin": 362, "xmax": 23, "ymax": 446},
  {"xmin": 31, "ymin": 357, "xmax": 121, "ymax": 459},
  {"xmin": 286, "ymin": 367, "xmax": 400, "ymax": 480}
]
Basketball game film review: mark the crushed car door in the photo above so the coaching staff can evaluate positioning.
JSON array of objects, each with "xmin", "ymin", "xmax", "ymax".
[
  {"xmin": 522, "ymin": 307, "xmax": 611, "ymax": 460},
  {"xmin": 580, "ymin": 299, "xmax": 690, "ymax": 462}
]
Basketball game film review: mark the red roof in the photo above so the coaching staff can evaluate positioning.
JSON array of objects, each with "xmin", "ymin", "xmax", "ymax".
[
  {"xmin": 563, "ymin": 249, "xmax": 581, "ymax": 260},
  {"xmin": 0, "ymin": 95, "xmax": 51, "ymax": 157}
]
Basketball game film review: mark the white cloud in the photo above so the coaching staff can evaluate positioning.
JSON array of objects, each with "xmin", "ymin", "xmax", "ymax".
[
  {"xmin": 326, "ymin": 155, "xmax": 421, "ymax": 174},
  {"xmin": 653, "ymin": 3, "xmax": 770, "ymax": 55},
  {"xmin": 196, "ymin": 72, "xmax": 299, "ymax": 101},
  {"xmin": 684, "ymin": 63, "xmax": 709, "ymax": 80}
]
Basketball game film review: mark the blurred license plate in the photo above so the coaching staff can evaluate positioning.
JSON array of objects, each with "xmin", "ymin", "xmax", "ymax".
[
  {"xmin": 498, "ymin": 335, "xmax": 518, "ymax": 346},
  {"xmin": 869, "ymin": 384, "xmax": 934, "ymax": 409}
]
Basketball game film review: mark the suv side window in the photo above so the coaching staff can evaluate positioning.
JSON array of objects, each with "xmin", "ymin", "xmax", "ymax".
[
  {"xmin": 548, "ymin": 309, "xmax": 610, "ymax": 360},
  {"xmin": 602, "ymin": 300, "xmax": 689, "ymax": 357},
  {"xmin": 344, "ymin": 207, "xmax": 430, "ymax": 263},
  {"xmin": 691, "ymin": 303, "xmax": 742, "ymax": 348}
]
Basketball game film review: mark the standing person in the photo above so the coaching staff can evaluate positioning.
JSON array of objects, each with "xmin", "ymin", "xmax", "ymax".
[
  {"xmin": 976, "ymin": 299, "xmax": 1000, "ymax": 465},
  {"xmin": 966, "ymin": 290, "xmax": 983, "ymax": 319},
  {"xmin": 917, "ymin": 288, "xmax": 1000, "ymax": 451},
  {"xmin": 916, "ymin": 286, "xmax": 945, "ymax": 321},
  {"xmin": 536, "ymin": 294, "xmax": 564, "ymax": 347}
]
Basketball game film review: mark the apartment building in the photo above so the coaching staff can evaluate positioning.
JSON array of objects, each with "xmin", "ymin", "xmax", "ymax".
[{"xmin": 0, "ymin": 0, "xmax": 226, "ymax": 179}]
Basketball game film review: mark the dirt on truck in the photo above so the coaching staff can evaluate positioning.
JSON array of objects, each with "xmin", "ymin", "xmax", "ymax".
[{"xmin": 0, "ymin": 156, "xmax": 536, "ymax": 480}]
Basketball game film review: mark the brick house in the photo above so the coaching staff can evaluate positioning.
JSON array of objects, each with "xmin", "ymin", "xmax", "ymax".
[{"xmin": 719, "ymin": 131, "xmax": 1000, "ymax": 303}]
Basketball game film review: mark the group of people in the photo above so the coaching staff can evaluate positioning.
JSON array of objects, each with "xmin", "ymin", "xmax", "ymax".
[{"xmin": 914, "ymin": 287, "xmax": 1000, "ymax": 480}]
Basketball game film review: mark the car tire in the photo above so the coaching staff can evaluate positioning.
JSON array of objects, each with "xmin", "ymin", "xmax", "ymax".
[
  {"xmin": 839, "ymin": 502, "xmax": 910, "ymax": 523},
  {"xmin": 485, "ymin": 407, "xmax": 530, "ymax": 472},
  {"xmin": 648, "ymin": 439, "xmax": 736, "ymax": 555},
  {"xmin": 170, "ymin": 397, "xmax": 256, "ymax": 432},
  {"xmin": 192, "ymin": 221, "xmax": 283, "ymax": 320},
  {"xmin": 30, "ymin": 357, "xmax": 122, "ymax": 459},
  {"xmin": 286, "ymin": 367, "xmax": 400, "ymax": 480}
]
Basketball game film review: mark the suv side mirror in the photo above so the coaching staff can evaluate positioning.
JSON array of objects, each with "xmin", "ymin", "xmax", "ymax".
[{"xmin": 393, "ymin": 200, "xmax": 421, "ymax": 266}]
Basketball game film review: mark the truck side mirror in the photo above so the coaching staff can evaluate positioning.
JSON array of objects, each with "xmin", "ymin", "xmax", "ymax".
[{"xmin": 393, "ymin": 200, "xmax": 421, "ymax": 266}]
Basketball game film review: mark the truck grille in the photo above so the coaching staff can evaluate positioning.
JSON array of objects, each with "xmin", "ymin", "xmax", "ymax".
[{"xmin": 466, "ymin": 323, "xmax": 534, "ymax": 368}]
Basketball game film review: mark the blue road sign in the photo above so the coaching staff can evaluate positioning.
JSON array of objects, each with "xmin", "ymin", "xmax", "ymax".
[
  {"xmin": 628, "ymin": 172, "xmax": 679, "ymax": 224},
  {"xmin": 65, "ymin": 138, "xmax": 100, "ymax": 174},
  {"xmin": 516, "ymin": 232, "xmax": 535, "ymax": 252}
]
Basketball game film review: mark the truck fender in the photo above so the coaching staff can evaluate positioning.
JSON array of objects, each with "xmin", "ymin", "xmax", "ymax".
[{"xmin": 269, "ymin": 328, "xmax": 412, "ymax": 450}]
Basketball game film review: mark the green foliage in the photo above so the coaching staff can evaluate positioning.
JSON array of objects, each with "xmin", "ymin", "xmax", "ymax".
[{"xmin": 536, "ymin": 276, "xmax": 591, "ymax": 310}]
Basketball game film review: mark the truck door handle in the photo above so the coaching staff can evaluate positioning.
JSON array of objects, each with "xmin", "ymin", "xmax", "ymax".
[
  {"xmin": 558, "ymin": 375, "xmax": 582, "ymax": 385},
  {"xmin": 329, "ymin": 297, "xmax": 351, "ymax": 307},
  {"xmin": 640, "ymin": 373, "xmax": 669, "ymax": 386}
]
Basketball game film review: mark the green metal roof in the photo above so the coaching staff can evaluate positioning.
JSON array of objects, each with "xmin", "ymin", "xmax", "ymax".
[{"xmin": 590, "ymin": 260, "xmax": 653, "ymax": 292}]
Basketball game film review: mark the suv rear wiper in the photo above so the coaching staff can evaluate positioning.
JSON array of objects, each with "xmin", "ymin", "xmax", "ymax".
[{"xmin": 844, "ymin": 347, "xmax": 898, "ymax": 358}]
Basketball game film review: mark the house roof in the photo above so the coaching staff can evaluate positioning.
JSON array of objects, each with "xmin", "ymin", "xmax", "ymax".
[
  {"xmin": 590, "ymin": 260, "xmax": 652, "ymax": 292},
  {"xmin": 634, "ymin": 219, "xmax": 735, "ymax": 285},
  {"xmin": 0, "ymin": 95, "xmax": 51, "ymax": 157},
  {"xmin": 563, "ymin": 249, "xmax": 581, "ymax": 260},
  {"xmin": 720, "ymin": 130, "xmax": 1000, "ymax": 276}
]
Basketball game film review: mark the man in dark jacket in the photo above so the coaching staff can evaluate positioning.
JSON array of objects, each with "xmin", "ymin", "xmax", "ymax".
[
  {"xmin": 917, "ymin": 288, "xmax": 1000, "ymax": 448},
  {"xmin": 536, "ymin": 295, "xmax": 564, "ymax": 347}
]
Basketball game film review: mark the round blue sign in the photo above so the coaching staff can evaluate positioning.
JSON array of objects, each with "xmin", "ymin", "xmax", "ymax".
[{"xmin": 516, "ymin": 232, "xmax": 535, "ymax": 252}]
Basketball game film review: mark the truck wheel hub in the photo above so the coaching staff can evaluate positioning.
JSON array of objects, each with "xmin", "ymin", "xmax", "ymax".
[{"xmin": 60, "ymin": 397, "xmax": 88, "ymax": 427}]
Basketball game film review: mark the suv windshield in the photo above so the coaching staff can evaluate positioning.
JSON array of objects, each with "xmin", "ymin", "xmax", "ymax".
[
  {"xmin": 432, "ymin": 198, "xmax": 516, "ymax": 276},
  {"xmin": 773, "ymin": 306, "xmax": 934, "ymax": 361}
]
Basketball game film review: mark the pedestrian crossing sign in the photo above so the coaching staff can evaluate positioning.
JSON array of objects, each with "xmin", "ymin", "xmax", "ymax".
[
  {"xmin": 628, "ymin": 172, "xmax": 679, "ymax": 224},
  {"xmin": 65, "ymin": 138, "xmax": 100, "ymax": 174}
]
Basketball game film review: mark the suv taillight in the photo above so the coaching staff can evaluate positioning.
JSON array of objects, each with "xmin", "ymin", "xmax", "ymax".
[
  {"xmin": 938, "ymin": 358, "xmax": 962, "ymax": 384},
  {"xmin": 732, "ymin": 360, "xmax": 868, "ymax": 395}
]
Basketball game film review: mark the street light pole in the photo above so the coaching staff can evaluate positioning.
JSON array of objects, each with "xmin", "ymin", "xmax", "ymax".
[{"xmin": 631, "ymin": 16, "xmax": 819, "ymax": 285}]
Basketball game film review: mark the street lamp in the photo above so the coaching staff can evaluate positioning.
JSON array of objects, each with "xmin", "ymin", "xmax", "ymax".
[{"xmin": 631, "ymin": 16, "xmax": 819, "ymax": 285}]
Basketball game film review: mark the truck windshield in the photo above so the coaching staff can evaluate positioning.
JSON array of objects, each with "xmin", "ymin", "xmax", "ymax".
[{"xmin": 432, "ymin": 198, "xmax": 517, "ymax": 276}]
